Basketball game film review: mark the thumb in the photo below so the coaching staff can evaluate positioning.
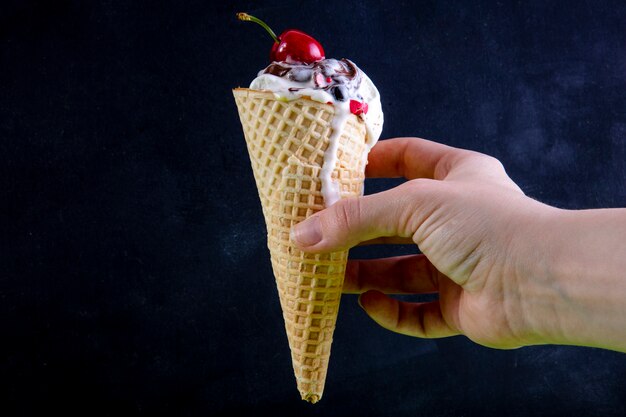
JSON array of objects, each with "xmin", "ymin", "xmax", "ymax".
[{"xmin": 290, "ymin": 180, "xmax": 431, "ymax": 253}]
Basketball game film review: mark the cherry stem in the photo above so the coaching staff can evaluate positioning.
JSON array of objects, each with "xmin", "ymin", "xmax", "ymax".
[{"xmin": 237, "ymin": 12, "xmax": 279, "ymax": 44}]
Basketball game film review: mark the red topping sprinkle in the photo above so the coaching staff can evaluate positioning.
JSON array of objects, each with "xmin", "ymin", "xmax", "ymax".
[
  {"xmin": 350, "ymin": 99, "xmax": 369, "ymax": 116},
  {"xmin": 326, "ymin": 77, "xmax": 332, "ymax": 83}
]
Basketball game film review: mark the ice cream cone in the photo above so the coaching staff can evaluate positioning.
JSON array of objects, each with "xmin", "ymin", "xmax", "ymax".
[{"xmin": 233, "ymin": 88, "xmax": 368, "ymax": 403}]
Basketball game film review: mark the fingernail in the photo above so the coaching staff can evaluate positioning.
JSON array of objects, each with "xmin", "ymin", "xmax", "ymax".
[{"xmin": 290, "ymin": 216, "xmax": 322, "ymax": 247}]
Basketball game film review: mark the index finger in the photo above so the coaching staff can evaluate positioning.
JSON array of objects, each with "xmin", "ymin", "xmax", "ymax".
[{"xmin": 365, "ymin": 137, "xmax": 465, "ymax": 180}]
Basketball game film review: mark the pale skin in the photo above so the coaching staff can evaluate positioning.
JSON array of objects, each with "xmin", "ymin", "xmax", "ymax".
[{"xmin": 290, "ymin": 137, "xmax": 626, "ymax": 353}]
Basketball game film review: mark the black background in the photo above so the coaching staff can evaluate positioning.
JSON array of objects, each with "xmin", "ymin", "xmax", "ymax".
[{"xmin": 1, "ymin": 0, "xmax": 625, "ymax": 416}]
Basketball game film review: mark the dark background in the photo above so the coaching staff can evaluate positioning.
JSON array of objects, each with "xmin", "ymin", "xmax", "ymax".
[{"xmin": 1, "ymin": 0, "xmax": 625, "ymax": 416}]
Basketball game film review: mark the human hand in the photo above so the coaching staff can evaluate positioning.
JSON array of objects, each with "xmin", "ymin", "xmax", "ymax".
[{"xmin": 290, "ymin": 137, "xmax": 560, "ymax": 349}]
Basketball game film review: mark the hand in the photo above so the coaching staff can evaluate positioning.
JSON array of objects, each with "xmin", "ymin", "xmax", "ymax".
[{"xmin": 290, "ymin": 137, "xmax": 559, "ymax": 349}]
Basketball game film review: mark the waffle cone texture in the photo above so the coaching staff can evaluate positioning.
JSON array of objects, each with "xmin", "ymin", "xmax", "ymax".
[{"xmin": 233, "ymin": 88, "xmax": 368, "ymax": 403}]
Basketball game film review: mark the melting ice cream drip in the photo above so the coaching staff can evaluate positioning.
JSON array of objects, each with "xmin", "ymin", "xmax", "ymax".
[{"xmin": 319, "ymin": 100, "xmax": 351, "ymax": 206}]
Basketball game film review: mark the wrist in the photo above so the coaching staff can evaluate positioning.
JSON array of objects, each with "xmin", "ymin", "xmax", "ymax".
[
  {"xmin": 518, "ymin": 207, "xmax": 626, "ymax": 351},
  {"xmin": 509, "ymin": 203, "xmax": 570, "ymax": 346}
]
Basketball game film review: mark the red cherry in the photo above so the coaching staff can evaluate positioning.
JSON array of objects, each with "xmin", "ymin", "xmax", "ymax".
[
  {"xmin": 350, "ymin": 100, "xmax": 369, "ymax": 116},
  {"xmin": 270, "ymin": 30, "xmax": 325, "ymax": 64},
  {"xmin": 237, "ymin": 13, "xmax": 325, "ymax": 64}
]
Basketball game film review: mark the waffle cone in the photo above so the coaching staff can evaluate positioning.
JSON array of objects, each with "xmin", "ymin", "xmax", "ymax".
[{"xmin": 233, "ymin": 88, "xmax": 368, "ymax": 403}]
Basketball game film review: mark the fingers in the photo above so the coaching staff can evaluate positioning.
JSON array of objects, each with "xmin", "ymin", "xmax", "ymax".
[
  {"xmin": 343, "ymin": 255, "xmax": 438, "ymax": 295},
  {"xmin": 366, "ymin": 137, "xmax": 513, "ymax": 186},
  {"xmin": 358, "ymin": 290, "xmax": 460, "ymax": 338},
  {"xmin": 290, "ymin": 181, "xmax": 432, "ymax": 252},
  {"xmin": 365, "ymin": 137, "xmax": 466, "ymax": 180}
]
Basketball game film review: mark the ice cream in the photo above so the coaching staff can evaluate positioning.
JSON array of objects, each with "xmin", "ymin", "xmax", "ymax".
[
  {"xmin": 249, "ymin": 58, "xmax": 384, "ymax": 206},
  {"xmin": 233, "ymin": 12, "xmax": 383, "ymax": 404}
]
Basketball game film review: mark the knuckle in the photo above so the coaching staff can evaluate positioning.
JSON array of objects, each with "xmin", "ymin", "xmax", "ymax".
[
  {"xmin": 394, "ymin": 180, "xmax": 435, "ymax": 237},
  {"xmin": 433, "ymin": 153, "xmax": 453, "ymax": 179},
  {"xmin": 469, "ymin": 153, "xmax": 506, "ymax": 172},
  {"xmin": 332, "ymin": 197, "xmax": 362, "ymax": 235},
  {"xmin": 402, "ymin": 178, "xmax": 442, "ymax": 203},
  {"xmin": 404, "ymin": 177, "xmax": 434, "ymax": 193},
  {"xmin": 481, "ymin": 154, "xmax": 505, "ymax": 171}
]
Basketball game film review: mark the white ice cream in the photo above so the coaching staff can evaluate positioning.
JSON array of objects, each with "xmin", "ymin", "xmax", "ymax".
[{"xmin": 249, "ymin": 59, "xmax": 384, "ymax": 207}]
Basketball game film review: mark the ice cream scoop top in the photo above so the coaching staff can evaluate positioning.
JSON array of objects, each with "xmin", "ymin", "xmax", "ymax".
[{"xmin": 250, "ymin": 58, "xmax": 383, "ymax": 149}]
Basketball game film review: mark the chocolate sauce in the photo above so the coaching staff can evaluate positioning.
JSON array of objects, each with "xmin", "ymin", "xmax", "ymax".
[{"xmin": 260, "ymin": 58, "xmax": 362, "ymax": 102}]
